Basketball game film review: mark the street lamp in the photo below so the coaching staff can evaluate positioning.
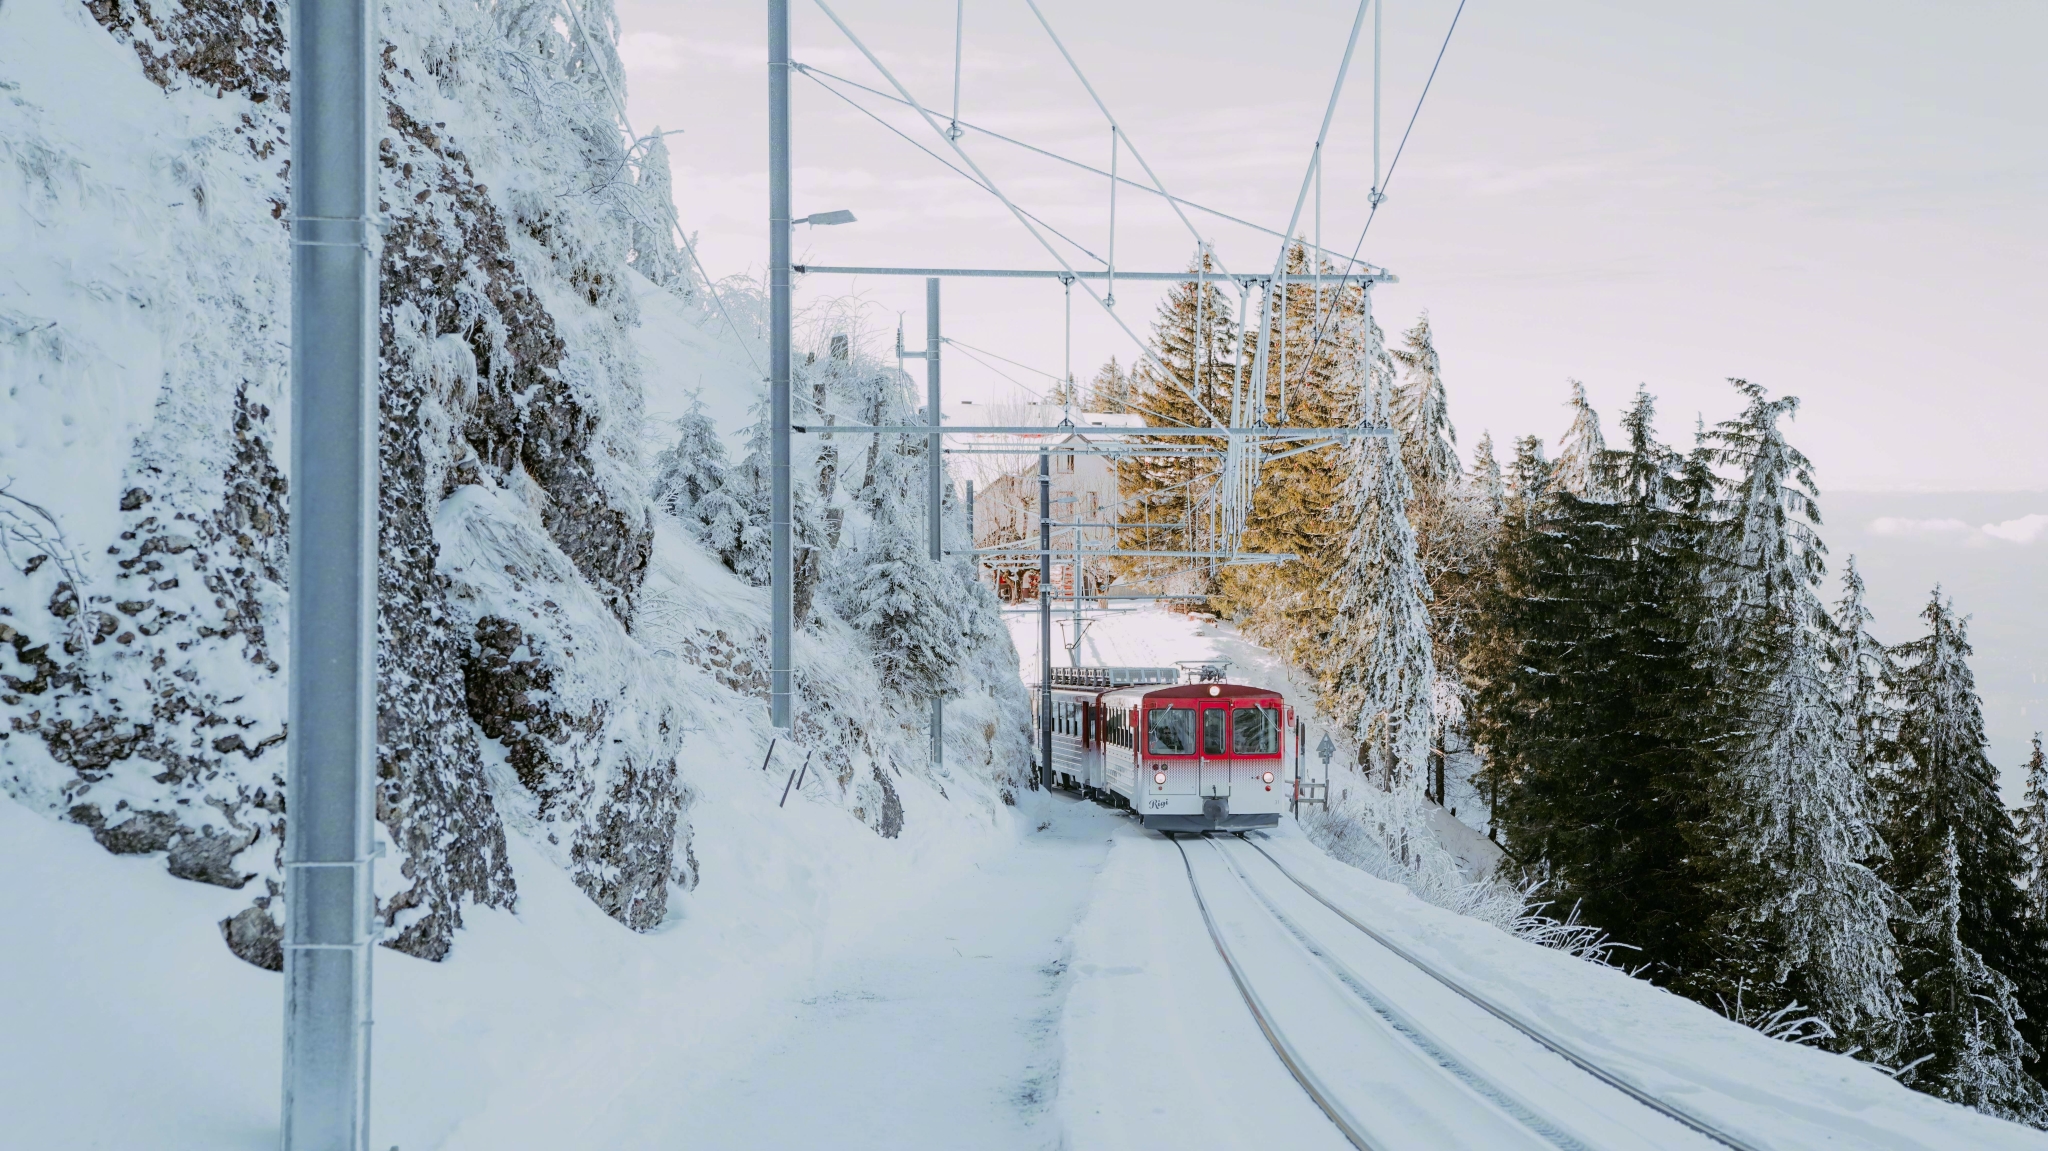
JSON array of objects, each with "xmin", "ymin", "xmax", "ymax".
[{"xmin": 793, "ymin": 209, "xmax": 856, "ymax": 228}]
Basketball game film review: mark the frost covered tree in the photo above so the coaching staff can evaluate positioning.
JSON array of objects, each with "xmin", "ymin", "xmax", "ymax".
[
  {"xmin": 1835, "ymin": 556, "xmax": 1896, "ymax": 789},
  {"xmin": 1551, "ymin": 380, "xmax": 1611, "ymax": 500},
  {"xmin": 1885, "ymin": 590, "xmax": 2048, "ymax": 1091},
  {"xmin": 628, "ymin": 130, "xmax": 696, "ymax": 295},
  {"xmin": 2020, "ymin": 736, "xmax": 2048, "ymax": 924},
  {"xmin": 1469, "ymin": 431, "xmax": 1507, "ymax": 529},
  {"xmin": 1391, "ymin": 315, "xmax": 1460, "ymax": 496},
  {"xmin": 650, "ymin": 394, "xmax": 739, "ymax": 548},
  {"xmin": 1324, "ymin": 343, "xmax": 1435, "ymax": 794},
  {"xmin": 1706, "ymin": 381, "xmax": 1903, "ymax": 1047},
  {"xmin": 834, "ymin": 496, "xmax": 965, "ymax": 697},
  {"xmin": 717, "ymin": 401, "xmax": 828, "ymax": 619},
  {"xmin": 1903, "ymin": 830, "xmax": 2047, "ymax": 1123}
]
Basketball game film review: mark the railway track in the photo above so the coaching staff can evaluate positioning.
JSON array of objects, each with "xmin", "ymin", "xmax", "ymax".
[{"xmin": 1174, "ymin": 833, "xmax": 1768, "ymax": 1151}]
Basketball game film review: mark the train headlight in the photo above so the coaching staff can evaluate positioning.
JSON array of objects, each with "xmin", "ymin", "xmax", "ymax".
[
  {"xmin": 1262, "ymin": 771, "xmax": 1274, "ymax": 783},
  {"xmin": 1154, "ymin": 771, "xmax": 1167, "ymax": 785},
  {"xmin": 1208, "ymin": 685, "xmax": 1220, "ymax": 696}
]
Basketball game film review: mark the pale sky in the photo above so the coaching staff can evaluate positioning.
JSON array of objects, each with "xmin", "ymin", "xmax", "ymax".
[{"xmin": 617, "ymin": 0, "xmax": 2046, "ymax": 492}]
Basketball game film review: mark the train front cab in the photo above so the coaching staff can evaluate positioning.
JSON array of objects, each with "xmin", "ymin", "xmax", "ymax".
[{"xmin": 1131, "ymin": 685, "xmax": 1286, "ymax": 833}]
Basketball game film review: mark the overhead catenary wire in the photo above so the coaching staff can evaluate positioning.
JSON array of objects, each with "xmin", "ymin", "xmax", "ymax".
[
  {"xmin": 791, "ymin": 63, "xmax": 1389, "ymax": 274},
  {"xmin": 1021, "ymin": 0, "xmax": 1236, "ymax": 280},
  {"xmin": 807, "ymin": 0, "xmax": 1225, "ymax": 431},
  {"xmin": 797, "ymin": 65, "xmax": 1106, "ymax": 265},
  {"xmin": 1293, "ymin": 0, "xmax": 1469, "ymax": 398}
]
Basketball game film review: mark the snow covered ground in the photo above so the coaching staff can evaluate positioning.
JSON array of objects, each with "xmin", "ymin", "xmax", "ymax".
[{"xmin": 7, "ymin": 599, "xmax": 2041, "ymax": 1148}]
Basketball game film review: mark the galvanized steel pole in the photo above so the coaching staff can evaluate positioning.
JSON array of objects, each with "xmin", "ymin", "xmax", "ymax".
[
  {"xmin": 926, "ymin": 277, "xmax": 943, "ymax": 767},
  {"xmin": 1039, "ymin": 450, "xmax": 1053, "ymax": 789},
  {"xmin": 284, "ymin": 0, "xmax": 378, "ymax": 1144},
  {"xmin": 769, "ymin": 0, "xmax": 794, "ymax": 730}
]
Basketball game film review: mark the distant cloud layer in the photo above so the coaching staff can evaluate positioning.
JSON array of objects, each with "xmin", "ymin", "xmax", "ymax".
[{"xmin": 1869, "ymin": 514, "xmax": 2047, "ymax": 545}]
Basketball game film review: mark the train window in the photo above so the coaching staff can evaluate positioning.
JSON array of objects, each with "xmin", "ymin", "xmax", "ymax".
[
  {"xmin": 1147, "ymin": 708, "xmax": 1195, "ymax": 755},
  {"xmin": 1234, "ymin": 705, "xmax": 1280, "ymax": 755},
  {"xmin": 1203, "ymin": 709, "xmax": 1227, "ymax": 755}
]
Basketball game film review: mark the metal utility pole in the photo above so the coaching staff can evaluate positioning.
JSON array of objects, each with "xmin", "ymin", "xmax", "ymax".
[
  {"xmin": 925, "ymin": 277, "xmax": 943, "ymax": 767},
  {"xmin": 284, "ymin": 0, "xmax": 377, "ymax": 1144},
  {"xmin": 1038, "ymin": 449, "xmax": 1053, "ymax": 790},
  {"xmin": 768, "ymin": 0, "xmax": 794, "ymax": 731}
]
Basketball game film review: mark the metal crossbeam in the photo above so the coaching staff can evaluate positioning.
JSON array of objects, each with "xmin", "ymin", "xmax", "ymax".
[
  {"xmin": 795, "ymin": 424, "xmax": 1395, "ymax": 438},
  {"xmin": 794, "ymin": 264, "xmax": 1396, "ymax": 284},
  {"xmin": 966, "ymin": 548, "xmax": 1296, "ymax": 560}
]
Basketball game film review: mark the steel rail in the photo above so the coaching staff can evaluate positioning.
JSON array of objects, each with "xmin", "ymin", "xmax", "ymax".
[
  {"xmin": 1242, "ymin": 839, "xmax": 1772, "ymax": 1151},
  {"xmin": 1210, "ymin": 839, "xmax": 1587, "ymax": 1151},
  {"xmin": 1173, "ymin": 837, "xmax": 1380, "ymax": 1151}
]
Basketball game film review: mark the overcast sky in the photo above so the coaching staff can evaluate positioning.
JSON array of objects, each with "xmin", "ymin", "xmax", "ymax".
[{"xmin": 617, "ymin": 0, "xmax": 2046, "ymax": 492}]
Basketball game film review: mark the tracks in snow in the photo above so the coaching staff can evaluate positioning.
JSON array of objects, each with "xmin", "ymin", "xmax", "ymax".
[{"xmin": 1175, "ymin": 834, "xmax": 1767, "ymax": 1151}]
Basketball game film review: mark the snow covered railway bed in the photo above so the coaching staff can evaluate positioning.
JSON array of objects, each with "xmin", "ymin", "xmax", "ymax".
[
  {"xmin": 1175, "ymin": 834, "xmax": 1723, "ymax": 1150},
  {"xmin": 1201, "ymin": 835, "xmax": 1737, "ymax": 1150}
]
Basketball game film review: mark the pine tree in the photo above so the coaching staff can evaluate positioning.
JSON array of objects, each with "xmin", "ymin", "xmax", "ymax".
[
  {"xmin": 1552, "ymin": 380, "xmax": 1610, "ymax": 500},
  {"xmin": 1217, "ymin": 246, "xmax": 1375, "ymax": 668},
  {"xmin": 628, "ymin": 130, "xmax": 695, "ymax": 294},
  {"xmin": 1469, "ymin": 431, "xmax": 1506, "ymax": 529},
  {"xmin": 1468, "ymin": 389, "xmax": 1723, "ymax": 986},
  {"xmin": 834, "ymin": 506, "xmax": 964, "ymax": 697},
  {"xmin": 1706, "ymin": 381, "xmax": 1903, "ymax": 1048},
  {"xmin": 2020, "ymin": 735, "xmax": 2048, "ymax": 923},
  {"xmin": 1323, "ymin": 339, "xmax": 1435, "ymax": 793},
  {"xmin": 1904, "ymin": 830, "xmax": 2047, "ymax": 1123},
  {"xmin": 1835, "ymin": 556, "xmax": 1896, "ymax": 791},
  {"xmin": 1121, "ymin": 250, "xmax": 1244, "ymax": 590},
  {"xmin": 1084, "ymin": 356, "xmax": 1131, "ymax": 414},
  {"xmin": 1391, "ymin": 315, "xmax": 1460, "ymax": 495},
  {"xmin": 650, "ymin": 393, "xmax": 733, "ymax": 538},
  {"xmin": 1886, "ymin": 589, "xmax": 2048, "ymax": 1090},
  {"xmin": 719, "ymin": 400, "xmax": 828, "ymax": 619}
]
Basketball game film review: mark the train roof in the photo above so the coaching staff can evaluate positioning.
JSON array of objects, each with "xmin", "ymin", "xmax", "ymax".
[{"xmin": 1094, "ymin": 682, "xmax": 1285, "ymax": 702}]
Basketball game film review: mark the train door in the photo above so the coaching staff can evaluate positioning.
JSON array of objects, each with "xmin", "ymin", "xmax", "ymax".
[{"xmin": 1198, "ymin": 702, "xmax": 1230, "ymax": 797}]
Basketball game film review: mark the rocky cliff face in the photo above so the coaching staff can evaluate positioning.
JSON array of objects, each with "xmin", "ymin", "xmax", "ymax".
[{"xmin": 2, "ymin": 0, "xmax": 686, "ymax": 966}]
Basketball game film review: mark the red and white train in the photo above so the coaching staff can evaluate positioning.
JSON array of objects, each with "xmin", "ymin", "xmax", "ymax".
[{"xmin": 1037, "ymin": 666, "xmax": 1291, "ymax": 833}]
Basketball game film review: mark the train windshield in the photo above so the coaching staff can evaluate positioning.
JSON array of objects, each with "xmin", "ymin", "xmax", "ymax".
[
  {"xmin": 1234, "ymin": 704, "xmax": 1281, "ymax": 755},
  {"xmin": 1203, "ymin": 709, "xmax": 1227, "ymax": 755},
  {"xmin": 1147, "ymin": 708, "xmax": 1195, "ymax": 755}
]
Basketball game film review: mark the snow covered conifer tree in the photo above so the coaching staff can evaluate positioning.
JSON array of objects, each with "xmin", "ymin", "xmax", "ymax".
[
  {"xmin": 1470, "ymin": 431, "xmax": 1507, "ymax": 529},
  {"xmin": 1904, "ymin": 830, "xmax": 2047, "ymax": 1123},
  {"xmin": 1325, "ymin": 344, "xmax": 1435, "ymax": 794},
  {"xmin": 1551, "ymin": 380, "xmax": 1611, "ymax": 500},
  {"xmin": 629, "ymin": 131, "xmax": 695, "ymax": 295},
  {"xmin": 2019, "ymin": 735, "xmax": 2048, "ymax": 924},
  {"xmin": 1706, "ymin": 381, "xmax": 1903, "ymax": 1047},
  {"xmin": 650, "ymin": 393, "xmax": 733, "ymax": 539},
  {"xmin": 1886, "ymin": 589, "xmax": 2048, "ymax": 1095},
  {"xmin": 1392, "ymin": 316, "xmax": 1460, "ymax": 496},
  {"xmin": 717, "ymin": 400, "xmax": 828, "ymax": 619},
  {"xmin": 835, "ymin": 497, "xmax": 964, "ymax": 697},
  {"xmin": 1835, "ymin": 556, "xmax": 1896, "ymax": 790}
]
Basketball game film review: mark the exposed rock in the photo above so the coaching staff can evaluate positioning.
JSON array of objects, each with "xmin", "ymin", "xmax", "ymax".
[{"xmin": 219, "ymin": 902, "xmax": 283, "ymax": 971}]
